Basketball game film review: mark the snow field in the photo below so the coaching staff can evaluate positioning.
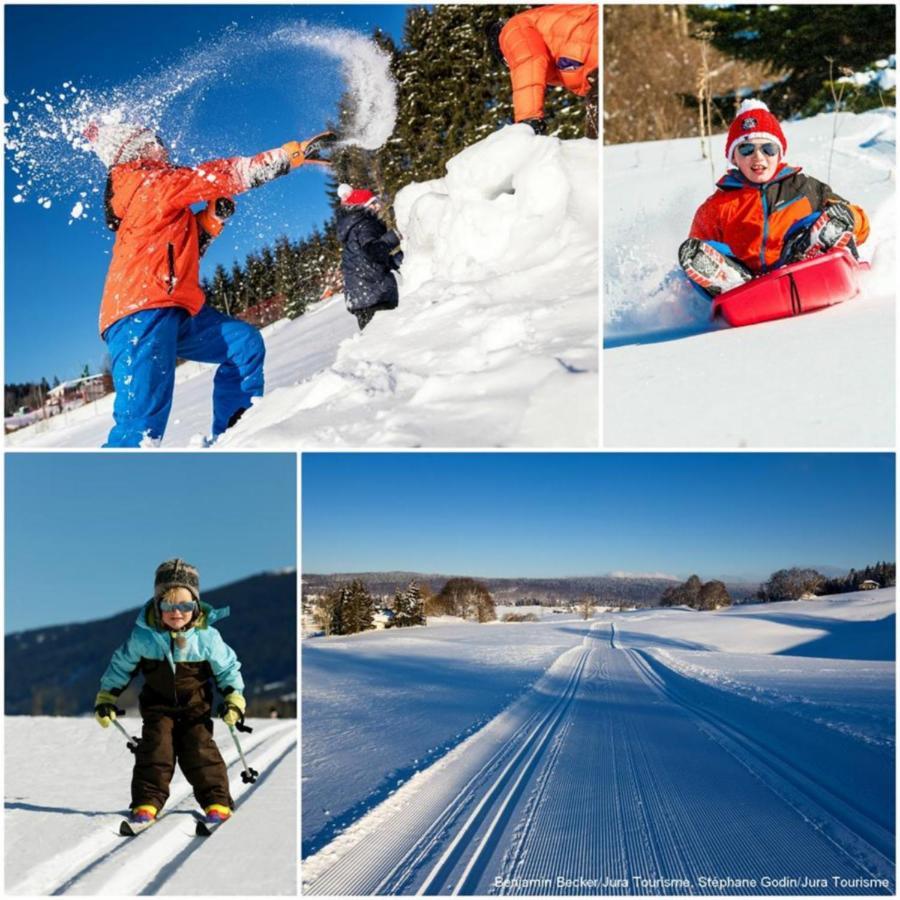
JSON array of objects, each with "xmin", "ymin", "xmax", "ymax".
[
  {"xmin": 5, "ymin": 718, "xmax": 297, "ymax": 895},
  {"xmin": 302, "ymin": 636, "xmax": 595, "ymax": 894},
  {"xmin": 302, "ymin": 593, "xmax": 894, "ymax": 895},
  {"xmin": 604, "ymin": 109, "xmax": 895, "ymax": 447}
]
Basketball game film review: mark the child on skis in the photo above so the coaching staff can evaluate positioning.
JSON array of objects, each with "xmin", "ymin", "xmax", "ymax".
[
  {"xmin": 94, "ymin": 559, "xmax": 246, "ymax": 829},
  {"xmin": 85, "ymin": 122, "xmax": 330, "ymax": 447},
  {"xmin": 336, "ymin": 184, "xmax": 404, "ymax": 331},
  {"xmin": 679, "ymin": 99, "xmax": 870, "ymax": 297}
]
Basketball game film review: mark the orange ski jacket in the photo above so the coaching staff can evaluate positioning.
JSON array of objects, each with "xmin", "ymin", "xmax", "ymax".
[
  {"xmin": 499, "ymin": 5, "xmax": 598, "ymax": 123},
  {"xmin": 99, "ymin": 149, "xmax": 291, "ymax": 335},
  {"xmin": 689, "ymin": 163, "xmax": 870, "ymax": 274}
]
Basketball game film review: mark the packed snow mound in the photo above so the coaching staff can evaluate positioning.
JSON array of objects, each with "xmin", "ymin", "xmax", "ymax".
[
  {"xmin": 218, "ymin": 125, "xmax": 598, "ymax": 448},
  {"xmin": 605, "ymin": 109, "xmax": 895, "ymax": 447}
]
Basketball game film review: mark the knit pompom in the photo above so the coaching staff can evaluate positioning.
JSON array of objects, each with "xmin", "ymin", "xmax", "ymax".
[
  {"xmin": 337, "ymin": 183, "xmax": 353, "ymax": 201},
  {"xmin": 736, "ymin": 98, "xmax": 771, "ymax": 115}
]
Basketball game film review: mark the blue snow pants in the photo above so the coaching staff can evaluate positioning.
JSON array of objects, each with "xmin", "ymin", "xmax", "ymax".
[{"xmin": 103, "ymin": 305, "xmax": 265, "ymax": 448}]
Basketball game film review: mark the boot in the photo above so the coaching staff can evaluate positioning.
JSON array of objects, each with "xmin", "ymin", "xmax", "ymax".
[{"xmin": 679, "ymin": 238, "xmax": 753, "ymax": 296}]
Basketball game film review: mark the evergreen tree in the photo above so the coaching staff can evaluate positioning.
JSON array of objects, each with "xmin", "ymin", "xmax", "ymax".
[
  {"xmin": 690, "ymin": 5, "xmax": 896, "ymax": 117},
  {"xmin": 392, "ymin": 581, "xmax": 426, "ymax": 627},
  {"xmin": 343, "ymin": 579, "xmax": 376, "ymax": 634}
]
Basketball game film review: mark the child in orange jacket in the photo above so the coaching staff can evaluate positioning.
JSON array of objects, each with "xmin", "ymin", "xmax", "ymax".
[
  {"xmin": 488, "ymin": 5, "xmax": 598, "ymax": 137},
  {"xmin": 84, "ymin": 122, "xmax": 320, "ymax": 447},
  {"xmin": 679, "ymin": 100, "xmax": 869, "ymax": 297}
]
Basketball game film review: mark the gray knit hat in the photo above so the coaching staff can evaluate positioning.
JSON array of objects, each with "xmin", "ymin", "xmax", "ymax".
[{"xmin": 154, "ymin": 558, "xmax": 200, "ymax": 601}]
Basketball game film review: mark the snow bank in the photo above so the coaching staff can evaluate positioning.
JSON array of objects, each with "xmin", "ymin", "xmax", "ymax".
[
  {"xmin": 605, "ymin": 109, "xmax": 895, "ymax": 447},
  {"xmin": 220, "ymin": 126, "xmax": 598, "ymax": 448}
]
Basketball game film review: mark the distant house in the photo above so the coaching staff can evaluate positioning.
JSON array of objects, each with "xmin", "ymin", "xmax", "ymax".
[
  {"xmin": 45, "ymin": 373, "xmax": 113, "ymax": 414},
  {"xmin": 859, "ymin": 580, "xmax": 880, "ymax": 591},
  {"xmin": 237, "ymin": 295, "xmax": 286, "ymax": 328}
]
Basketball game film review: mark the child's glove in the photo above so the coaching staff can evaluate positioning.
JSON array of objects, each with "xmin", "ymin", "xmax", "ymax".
[
  {"xmin": 94, "ymin": 691, "xmax": 119, "ymax": 728},
  {"xmin": 221, "ymin": 693, "xmax": 246, "ymax": 727},
  {"xmin": 197, "ymin": 197, "xmax": 235, "ymax": 238}
]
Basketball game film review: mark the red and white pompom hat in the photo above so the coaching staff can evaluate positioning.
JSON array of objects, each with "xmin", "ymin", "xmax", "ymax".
[
  {"xmin": 725, "ymin": 99, "xmax": 787, "ymax": 162},
  {"xmin": 337, "ymin": 183, "xmax": 378, "ymax": 208},
  {"xmin": 82, "ymin": 120, "xmax": 162, "ymax": 168}
]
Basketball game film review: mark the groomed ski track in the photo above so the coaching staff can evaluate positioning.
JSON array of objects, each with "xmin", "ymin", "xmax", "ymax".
[
  {"xmin": 302, "ymin": 623, "xmax": 894, "ymax": 896},
  {"xmin": 7, "ymin": 720, "xmax": 296, "ymax": 895}
]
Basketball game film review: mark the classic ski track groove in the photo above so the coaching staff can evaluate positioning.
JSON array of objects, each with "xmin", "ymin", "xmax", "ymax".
[
  {"xmin": 304, "ymin": 627, "xmax": 598, "ymax": 895},
  {"xmin": 305, "ymin": 622, "xmax": 893, "ymax": 896},
  {"xmin": 626, "ymin": 648, "xmax": 894, "ymax": 880},
  {"xmin": 97, "ymin": 728, "xmax": 298, "ymax": 896},
  {"xmin": 9, "ymin": 722, "xmax": 295, "ymax": 896}
]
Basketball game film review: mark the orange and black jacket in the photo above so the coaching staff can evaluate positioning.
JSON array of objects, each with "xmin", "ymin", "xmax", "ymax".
[
  {"xmin": 99, "ymin": 149, "xmax": 291, "ymax": 335},
  {"xmin": 689, "ymin": 163, "xmax": 870, "ymax": 274},
  {"xmin": 500, "ymin": 4, "xmax": 598, "ymax": 123}
]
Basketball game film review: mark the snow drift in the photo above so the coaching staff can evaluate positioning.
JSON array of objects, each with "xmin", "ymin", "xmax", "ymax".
[
  {"xmin": 9, "ymin": 126, "xmax": 598, "ymax": 449},
  {"xmin": 604, "ymin": 109, "xmax": 895, "ymax": 448},
  {"xmin": 219, "ymin": 125, "xmax": 598, "ymax": 448}
]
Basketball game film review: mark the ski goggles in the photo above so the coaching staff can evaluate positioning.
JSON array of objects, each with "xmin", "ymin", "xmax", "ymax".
[
  {"xmin": 159, "ymin": 601, "xmax": 198, "ymax": 613},
  {"xmin": 736, "ymin": 141, "xmax": 779, "ymax": 158}
]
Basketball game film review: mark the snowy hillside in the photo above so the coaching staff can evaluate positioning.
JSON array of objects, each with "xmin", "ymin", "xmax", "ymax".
[
  {"xmin": 302, "ymin": 590, "xmax": 894, "ymax": 895},
  {"xmin": 5, "ymin": 718, "xmax": 296, "ymax": 895},
  {"xmin": 604, "ymin": 109, "xmax": 895, "ymax": 447},
  {"xmin": 8, "ymin": 126, "xmax": 598, "ymax": 449}
]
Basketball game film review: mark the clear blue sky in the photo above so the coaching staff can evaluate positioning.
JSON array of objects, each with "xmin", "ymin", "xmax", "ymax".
[
  {"xmin": 302, "ymin": 453, "xmax": 896, "ymax": 581},
  {"xmin": 5, "ymin": 452, "xmax": 297, "ymax": 632},
  {"xmin": 4, "ymin": 4, "xmax": 410, "ymax": 383}
]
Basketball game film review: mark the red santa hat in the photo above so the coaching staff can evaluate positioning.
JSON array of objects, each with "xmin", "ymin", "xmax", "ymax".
[
  {"xmin": 82, "ymin": 120, "xmax": 165, "ymax": 168},
  {"xmin": 337, "ymin": 183, "xmax": 377, "ymax": 207},
  {"xmin": 725, "ymin": 99, "xmax": 787, "ymax": 162}
]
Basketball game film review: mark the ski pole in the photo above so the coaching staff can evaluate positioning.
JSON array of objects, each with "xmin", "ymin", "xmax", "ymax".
[
  {"xmin": 227, "ymin": 724, "xmax": 259, "ymax": 784},
  {"xmin": 111, "ymin": 715, "xmax": 141, "ymax": 754}
]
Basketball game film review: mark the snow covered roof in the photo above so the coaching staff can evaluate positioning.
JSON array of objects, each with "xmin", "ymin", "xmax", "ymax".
[{"xmin": 47, "ymin": 373, "xmax": 107, "ymax": 396}]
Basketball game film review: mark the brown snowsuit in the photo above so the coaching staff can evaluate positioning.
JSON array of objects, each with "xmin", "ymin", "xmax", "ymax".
[{"xmin": 100, "ymin": 601, "xmax": 243, "ymax": 811}]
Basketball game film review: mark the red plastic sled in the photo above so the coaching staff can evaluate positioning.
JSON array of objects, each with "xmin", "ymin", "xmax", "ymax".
[{"xmin": 711, "ymin": 250, "xmax": 869, "ymax": 327}]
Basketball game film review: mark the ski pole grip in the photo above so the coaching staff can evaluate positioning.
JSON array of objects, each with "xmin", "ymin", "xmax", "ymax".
[{"xmin": 236, "ymin": 720, "xmax": 253, "ymax": 734}]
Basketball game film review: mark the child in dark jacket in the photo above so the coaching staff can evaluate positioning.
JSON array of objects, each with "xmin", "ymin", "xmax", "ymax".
[
  {"xmin": 336, "ymin": 184, "xmax": 403, "ymax": 330},
  {"xmin": 679, "ymin": 100, "xmax": 870, "ymax": 297},
  {"xmin": 94, "ymin": 559, "xmax": 246, "ymax": 829}
]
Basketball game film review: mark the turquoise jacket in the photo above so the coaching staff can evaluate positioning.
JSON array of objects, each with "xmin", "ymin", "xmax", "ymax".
[{"xmin": 100, "ymin": 600, "xmax": 244, "ymax": 697}]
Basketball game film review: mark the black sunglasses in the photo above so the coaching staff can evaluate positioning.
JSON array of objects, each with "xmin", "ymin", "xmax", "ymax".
[{"xmin": 737, "ymin": 142, "xmax": 779, "ymax": 158}]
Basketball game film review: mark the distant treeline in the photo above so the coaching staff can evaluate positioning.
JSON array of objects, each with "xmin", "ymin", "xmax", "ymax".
[
  {"xmin": 756, "ymin": 561, "xmax": 894, "ymax": 602},
  {"xmin": 309, "ymin": 577, "xmax": 497, "ymax": 636}
]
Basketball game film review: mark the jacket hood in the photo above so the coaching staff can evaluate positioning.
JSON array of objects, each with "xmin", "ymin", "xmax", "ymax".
[
  {"xmin": 336, "ymin": 205, "xmax": 376, "ymax": 242},
  {"xmin": 717, "ymin": 162, "xmax": 801, "ymax": 191}
]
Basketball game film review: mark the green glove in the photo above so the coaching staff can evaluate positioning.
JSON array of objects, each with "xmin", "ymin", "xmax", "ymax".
[
  {"xmin": 221, "ymin": 692, "xmax": 246, "ymax": 727},
  {"xmin": 94, "ymin": 690, "xmax": 119, "ymax": 728}
]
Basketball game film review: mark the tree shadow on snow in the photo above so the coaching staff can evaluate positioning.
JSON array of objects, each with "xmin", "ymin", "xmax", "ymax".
[{"xmin": 727, "ymin": 612, "xmax": 895, "ymax": 661}]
